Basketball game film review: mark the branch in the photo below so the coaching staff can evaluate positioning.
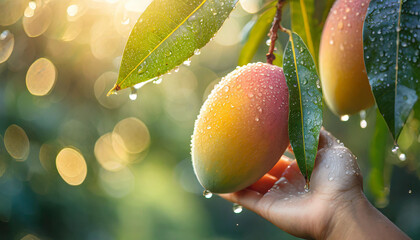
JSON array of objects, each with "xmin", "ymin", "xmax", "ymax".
[{"xmin": 266, "ymin": 0, "xmax": 288, "ymax": 65}]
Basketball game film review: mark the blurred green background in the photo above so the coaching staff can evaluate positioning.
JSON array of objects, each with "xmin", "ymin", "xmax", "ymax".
[{"xmin": 0, "ymin": 0, "xmax": 419, "ymax": 239}]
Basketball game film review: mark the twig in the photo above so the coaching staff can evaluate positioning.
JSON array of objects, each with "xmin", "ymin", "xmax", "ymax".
[{"xmin": 266, "ymin": 0, "xmax": 288, "ymax": 64}]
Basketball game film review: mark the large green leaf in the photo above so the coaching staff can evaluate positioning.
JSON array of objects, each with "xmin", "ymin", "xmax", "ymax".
[
  {"xmin": 109, "ymin": 0, "xmax": 238, "ymax": 93},
  {"xmin": 368, "ymin": 110, "xmax": 392, "ymax": 207},
  {"xmin": 290, "ymin": 0, "xmax": 320, "ymax": 66},
  {"xmin": 283, "ymin": 32, "xmax": 323, "ymax": 182},
  {"xmin": 238, "ymin": 2, "xmax": 277, "ymax": 66},
  {"xmin": 363, "ymin": 0, "xmax": 420, "ymax": 140}
]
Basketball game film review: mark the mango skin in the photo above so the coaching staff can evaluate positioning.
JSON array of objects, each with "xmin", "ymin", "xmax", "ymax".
[
  {"xmin": 192, "ymin": 63, "xmax": 289, "ymax": 193},
  {"xmin": 319, "ymin": 0, "xmax": 375, "ymax": 116}
]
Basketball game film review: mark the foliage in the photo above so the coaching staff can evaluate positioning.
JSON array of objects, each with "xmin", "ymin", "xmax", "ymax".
[
  {"xmin": 0, "ymin": 0, "xmax": 420, "ymax": 239},
  {"xmin": 363, "ymin": 0, "xmax": 420, "ymax": 141},
  {"xmin": 283, "ymin": 33, "xmax": 322, "ymax": 182},
  {"xmin": 113, "ymin": 0, "xmax": 238, "ymax": 92}
]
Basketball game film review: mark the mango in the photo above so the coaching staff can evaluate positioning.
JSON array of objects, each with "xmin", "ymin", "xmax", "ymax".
[
  {"xmin": 191, "ymin": 63, "xmax": 289, "ymax": 193},
  {"xmin": 319, "ymin": 0, "xmax": 374, "ymax": 116}
]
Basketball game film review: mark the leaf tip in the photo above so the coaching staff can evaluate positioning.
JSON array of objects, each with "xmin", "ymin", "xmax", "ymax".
[{"xmin": 107, "ymin": 84, "xmax": 121, "ymax": 97}]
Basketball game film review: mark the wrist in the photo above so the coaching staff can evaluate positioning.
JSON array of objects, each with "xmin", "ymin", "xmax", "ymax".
[
  {"xmin": 321, "ymin": 191, "xmax": 409, "ymax": 240},
  {"xmin": 319, "ymin": 190, "xmax": 368, "ymax": 240}
]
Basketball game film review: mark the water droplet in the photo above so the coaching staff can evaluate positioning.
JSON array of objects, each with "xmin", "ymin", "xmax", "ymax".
[
  {"xmin": 359, "ymin": 110, "xmax": 367, "ymax": 128},
  {"xmin": 338, "ymin": 21, "xmax": 344, "ymax": 30},
  {"xmin": 266, "ymin": 39, "xmax": 271, "ymax": 46},
  {"xmin": 194, "ymin": 49, "xmax": 201, "ymax": 55},
  {"xmin": 328, "ymin": 177, "xmax": 334, "ymax": 181},
  {"xmin": 255, "ymin": 117, "xmax": 259, "ymax": 122},
  {"xmin": 183, "ymin": 59, "xmax": 191, "ymax": 66},
  {"xmin": 0, "ymin": 30, "xmax": 10, "ymax": 40},
  {"xmin": 121, "ymin": 18, "xmax": 130, "ymax": 25},
  {"xmin": 129, "ymin": 87, "xmax": 137, "ymax": 101},
  {"xmin": 399, "ymin": 153, "xmax": 406, "ymax": 161},
  {"xmin": 360, "ymin": 120, "xmax": 367, "ymax": 128},
  {"xmin": 391, "ymin": 144, "xmax": 399, "ymax": 154},
  {"xmin": 408, "ymin": 190, "xmax": 412, "ymax": 194},
  {"xmin": 203, "ymin": 190, "xmax": 213, "ymax": 199},
  {"xmin": 233, "ymin": 203, "xmax": 243, "ymax": 214},
  {"xmin": 340, "ymin": 115, "xmax": 350, "ymax": 121},
  {"xmin": 138, "ymin": 62, "xmax": 147, "ymax": 74},
  {"xmin": 329, "ymin": 39, "xmax": 334, "ymax": 45}
]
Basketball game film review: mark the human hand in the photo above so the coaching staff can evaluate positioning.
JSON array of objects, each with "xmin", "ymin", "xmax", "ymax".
[{"xmin": 220, "ymin": 129, "xmax": 409, "ymax": 239}]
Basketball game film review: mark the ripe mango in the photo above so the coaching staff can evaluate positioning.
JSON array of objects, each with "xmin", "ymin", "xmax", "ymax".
[
  {"xmin": 319, "ymin": 0, "xmax": 374, "ymax": 116},
  {"xmin": 191, "ymin": 63, "xmax": 289, "ymax": 193}
]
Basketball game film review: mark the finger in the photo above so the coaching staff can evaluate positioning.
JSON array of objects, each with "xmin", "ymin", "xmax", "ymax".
[
  {"xmin": 267, "ymin": 155, "xmax": 293, "ymax": 178},
  {"xmin": 249, "ymin": 173, "xmax": 278, "ymax": 194},
  {"xmin": 318, "ymin": 129, "xmax": 340, "ymax": 150},
  {"xmin": 279, "ymin": 161, "xmax": 305, "ymax": 191},
  {"xmin": 219, "ymin": 189, "xmax": 263, "ymax": 213}
]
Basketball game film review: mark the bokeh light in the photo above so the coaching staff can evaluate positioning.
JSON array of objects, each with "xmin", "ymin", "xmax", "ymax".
[
  {"xmin": 94, "ymin": 133, "xmax": 126, "ymax": 171},
  {"xmin": 239, "ymin": 0, "xmax": 263, "ymax": 14},
  {"xmin": 26, "ymin": 58, "xmax": 57, "ymax": 96},
  {"xmin": 23, "ymin": 1, "xmax": 52, "ymax": 37},
  {"xmin": 3, "ymin": 124, "xmax": 30, "ymax": 161},
  {"xmin": 56, "ymin": 147, "xmax": 87, "ymax": 186},
  {"xmin": 99, "ymin": 166, "xmax": 134, "ymax": 198},
  {"xmin": 112, "ymin": 117, "xmax": 150, "ymax": 154},
  {"xmin": 0, "ymin": 0, "xmax": 27, "ymax": 26},
  {"xmin": 20, "ymin": 234, "xmax": 40, "ymax": 240},
  {"xmin": 0, "ymin": 0, "xmax": 419, "ymax": 239},
  {"xmin": 0, "ymin": 30, "xmax": 14, "ymax": 64}
]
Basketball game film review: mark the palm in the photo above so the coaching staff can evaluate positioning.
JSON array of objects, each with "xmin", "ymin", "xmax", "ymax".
[{"xmin": 220, "ymin": 130, "xmax": 364, "ymax": 239}]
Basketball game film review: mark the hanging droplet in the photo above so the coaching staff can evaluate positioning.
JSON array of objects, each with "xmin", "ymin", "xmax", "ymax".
[
  {"xmin": 340, "ymin": 115, "xmax": 350, "ymax": 121},
  {"xmin": 121, "ymin": 18, "xmax": 130, "ymax": 25},
  {"xmin": 194, "ymin": 49, "xmax": 201, "ymax": 55},
  {"xmin": 398, "ymin": 153, "xmax": 406, "ymax": 161},
  {"xmin": 203, "ymin": 190, "xmax": 213, "ymax": 199},
  {"xmin": 183, "ymin": 59, "xmax": 191, "ymax": 66},
  {"xmin": 391, "ymin": 144, "xmax": 399, "ymax": 154},
  {"xmin": 304, "ymin": 183, "xmax": 309, "ymax": 192},
  {"xmin": 360, "ymin": 120, "xmax": 367, "ymax": 128},
  {"xmin": 266, "ymin": 39, "xmax": 271, "ymax": 46},
  {"xmin": 359, "ymin": 110, "xmax": 367, "ymax": 128},
  {"xmin": 232, "ymin": 203, "xmax": 243, "ymax": 214},
  {"xmin": 129, "ymin": 87, "xmax": 137, "ymax": 101}
]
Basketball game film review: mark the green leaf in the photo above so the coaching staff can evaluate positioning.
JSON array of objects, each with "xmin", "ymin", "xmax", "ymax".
[
  {"xmin": 368, "ymin": 110, "xmax": 392, "ymax": 207},
  {"xmin": 110, "ymin": 0, "xmax": 238, "ymax": 93},
  {"xmin": 290, "ymin": 0, "xmax": 320, "ymax": 66},
  {"xmin": 363, "ymin": 0, "xmax": 420, "ymax": 141},
  {"xmin": 238, "ymin": 4, "xmax": 277, "ymax": 66},
  {"xmin": 283, "ymin": 32, "xmax": 323, "ymax": 182}
]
